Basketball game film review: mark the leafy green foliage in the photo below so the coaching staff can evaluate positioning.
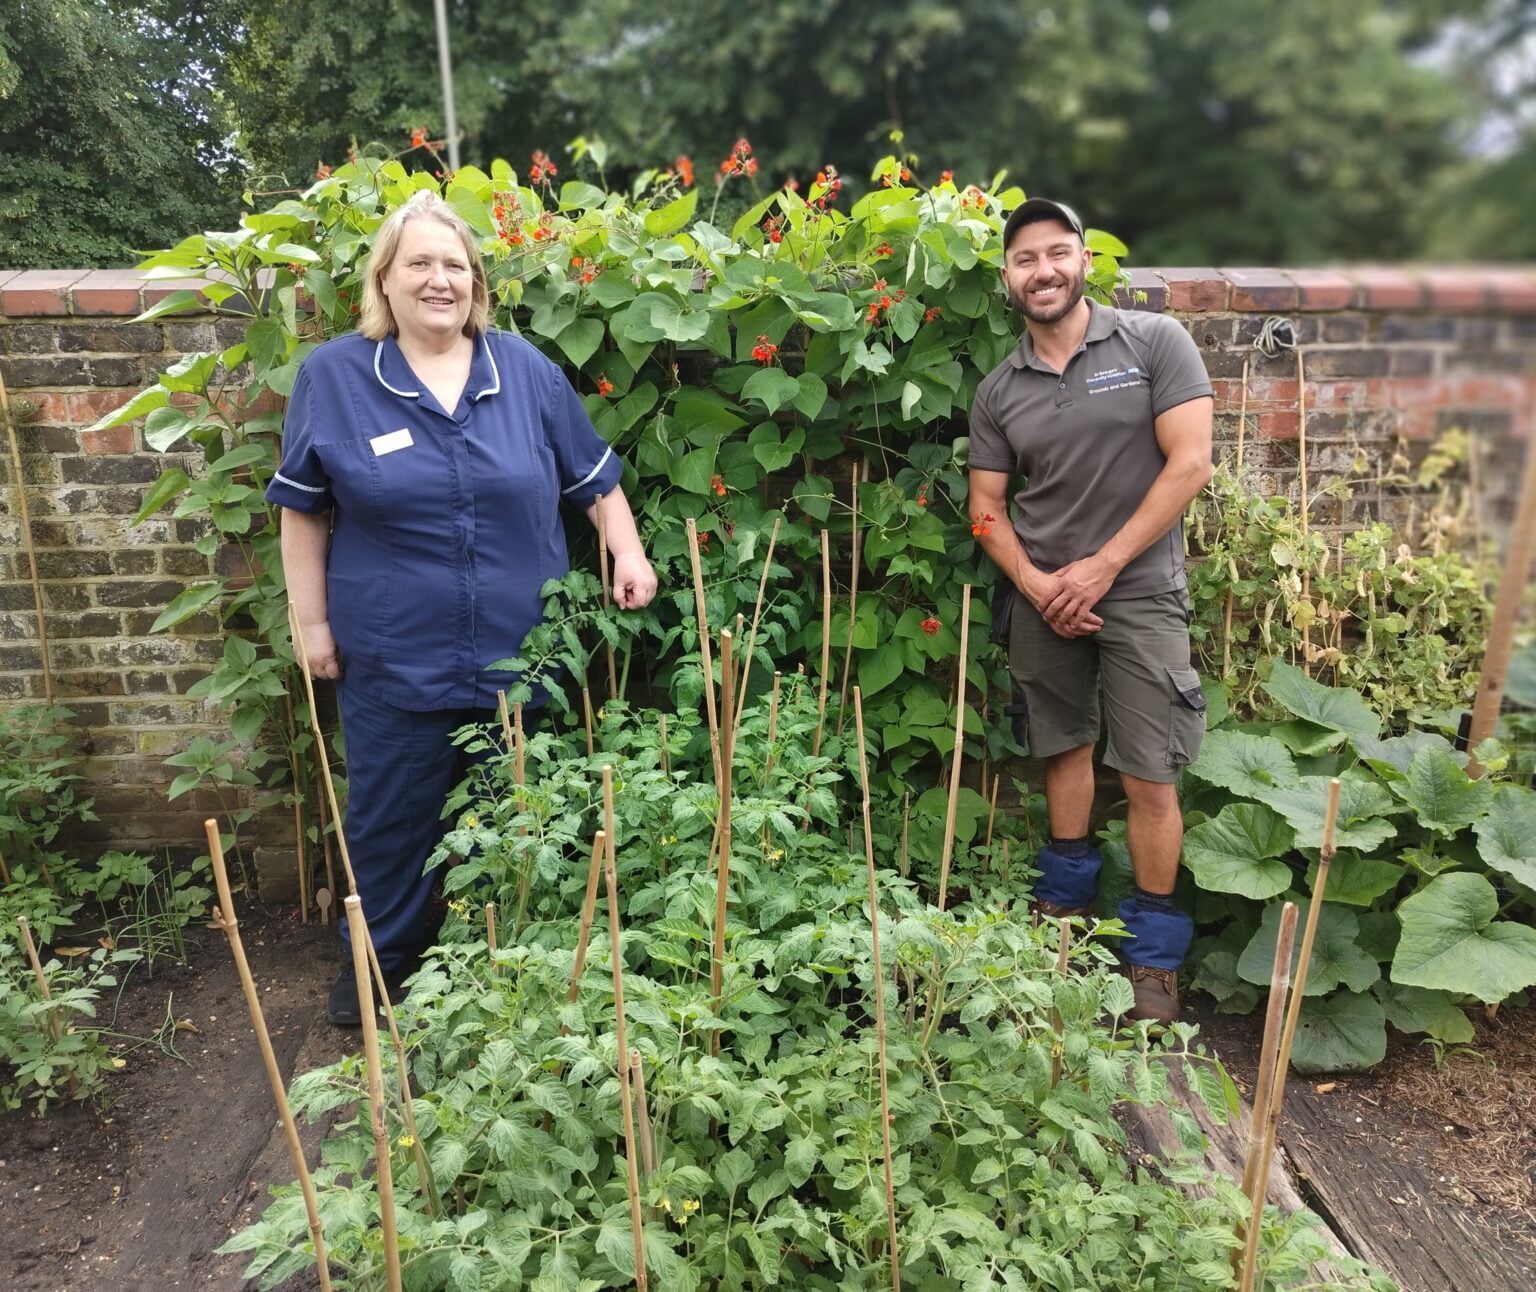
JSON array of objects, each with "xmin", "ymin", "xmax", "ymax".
[
  {"xmin": 0, "ymin": 705, "xmax": 211, "ymax": 1112},
  {"xmin": 224, "ymin": 673, "xmax": 1387, "ymax": 1290},
  {"xmin": 1391, "ymin": 873, "xmax": 1536, "ymax": 1003},
  {"xmin": 0, "ymin": 940, "xmax": 139, "ymax": 1113},
  {"xmin": 1187, "ymin": 456, "xmax": 1494, "ymax": 724},
  {"xmin": 1184, "ymin": 669, "xmax": 1536, "ymax": 1073}
]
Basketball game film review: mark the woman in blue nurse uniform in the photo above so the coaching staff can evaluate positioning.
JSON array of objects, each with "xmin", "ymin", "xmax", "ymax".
[{"xmin": 267, "ymin": 190, "xmax": 657, "ymax": 1025}]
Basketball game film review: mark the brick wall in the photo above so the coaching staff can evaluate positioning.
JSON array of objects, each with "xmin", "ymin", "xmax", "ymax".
[{"xmin": 2, "ymin": 265, "xmax": 1534, "ymax": 877}]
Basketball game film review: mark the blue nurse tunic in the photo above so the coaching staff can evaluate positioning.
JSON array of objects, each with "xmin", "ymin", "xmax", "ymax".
[
  {"xmin": 266, "ymin": 328, "xmax": 623, "ymax": 709},
  {"xmin": 266, "ymin": 328, "xmax": 623, "ymax": 969}
]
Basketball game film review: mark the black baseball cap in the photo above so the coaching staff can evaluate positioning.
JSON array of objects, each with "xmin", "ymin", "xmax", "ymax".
[{"xmin": 1002, "ymin": 197, "xmax": 1085, "ymax": 251}]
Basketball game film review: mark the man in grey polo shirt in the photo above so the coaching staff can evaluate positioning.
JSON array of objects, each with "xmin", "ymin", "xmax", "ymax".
[{"xmin": 968, "ymin": 197, "xmax": 1214, "ymax": 1023}]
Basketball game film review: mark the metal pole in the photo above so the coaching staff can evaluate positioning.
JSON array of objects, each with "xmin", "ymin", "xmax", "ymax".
[{"xmin": 433, "ymin": 0, "xmax": 460, "ymax": 172}]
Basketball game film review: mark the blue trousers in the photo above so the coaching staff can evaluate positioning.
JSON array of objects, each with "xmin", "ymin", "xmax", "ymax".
[{"xmin": 334, "ymin": 689, "xmax": 500, "ymax": 971}]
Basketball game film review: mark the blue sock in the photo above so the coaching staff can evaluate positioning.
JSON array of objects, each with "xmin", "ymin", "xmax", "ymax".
[{"xmin": 1134, "ymin": 886, "xmax": 1178, "ymax": 913}]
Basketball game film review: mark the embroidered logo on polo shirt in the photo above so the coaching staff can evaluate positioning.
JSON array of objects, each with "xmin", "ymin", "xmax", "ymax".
[
  {"xmin": 1085, "ymin": 365, "xmax": 1144, "ymax": 394},
  {"xmin": 370, "ymin": 428, "xmax": 414, "ymax": 456}
]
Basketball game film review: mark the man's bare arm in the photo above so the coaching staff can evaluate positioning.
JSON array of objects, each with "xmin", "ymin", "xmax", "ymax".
[
  {"xmin": 1038, "ymin": 395, "xmax": 1214, "ymax": 623},
  {"xmin": 968, "ymin": 469, "xmax": 1102, "ymax": 638}
]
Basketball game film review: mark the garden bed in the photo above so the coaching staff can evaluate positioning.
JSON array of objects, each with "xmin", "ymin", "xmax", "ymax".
[{"xmin": 2, "ymin": 905, "xmax": 1531, "ymax": 1291}]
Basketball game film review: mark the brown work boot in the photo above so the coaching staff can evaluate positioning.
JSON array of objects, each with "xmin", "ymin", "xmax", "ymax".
[
  {"xmin": 1126, "ymin": 964, "xmax": 1180, "ymax": 1025},
  {"xmin": 1031, "ymin": 897, "xmax": 1094, "ymax": 926}
]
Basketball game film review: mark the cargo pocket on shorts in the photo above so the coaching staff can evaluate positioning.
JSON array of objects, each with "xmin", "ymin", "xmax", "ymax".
[{"xmin": 1166, "ymin": 666, "xmax": 1206, "ymax": 768}]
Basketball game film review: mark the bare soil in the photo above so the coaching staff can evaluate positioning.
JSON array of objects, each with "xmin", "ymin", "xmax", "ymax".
[
  {"xmin": 3, "ymin": 915, "xmax": 1532, "ymax": 1292},
  {"xmin": 0, "ymin": 905, "xmax": 347, "ymax": 1291}
]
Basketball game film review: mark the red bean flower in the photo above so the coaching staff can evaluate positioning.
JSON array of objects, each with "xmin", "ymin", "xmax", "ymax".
[
  {"xmin": 750, "ymin": 334, "xmax": 779, "ymax": 364},
  {"xmin": 711, "ymin": 473, "xmax": 727, "ymax": 497},
  {"xmin": 971, "ymin": 512, "xmax": 996, "ymax": 538},
  {"xmin": 921, "ymin": 616, "xmax": 941, "ymax": 636},
  {"xmin": 597, "ymin": 374, "xmax": 614, "ymax": 398}
]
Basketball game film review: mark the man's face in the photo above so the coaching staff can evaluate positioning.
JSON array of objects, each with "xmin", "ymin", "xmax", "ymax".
[{"xmin": 1000, "ymin": 219, "xmax": 1091, "ymax": 325}]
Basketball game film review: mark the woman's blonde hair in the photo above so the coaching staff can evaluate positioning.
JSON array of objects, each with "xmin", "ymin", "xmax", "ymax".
[{"xmin": 358, "ymin": 190, "xmax": 489, "ymax": 340}]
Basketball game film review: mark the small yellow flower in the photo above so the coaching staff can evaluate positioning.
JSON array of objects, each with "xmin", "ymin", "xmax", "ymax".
[
  {"xmin": 465, "ymin": 815, "xmax": 479, "ymax": 828},
  {"xmin": 677, "ymin": 1213, "xmax": 690, "ymax": 1226},
  {"xmin": 659, "ymin": 1196, "xmax": 672, "ymax": 1212},
  {"xmin": 682, "ymin": 1198, "xmax": 700, "ymax": 1213},
  {"xmin": 767, "ymin": 847, "xmax": 784, "ymax": 861},
  {"xmin": 448, "ymin": 899, "xmax": 469, "ymax": 916},
  {"xmin": 398, "ymin": 1134, "xmax": 416, "ymax": 1148}
]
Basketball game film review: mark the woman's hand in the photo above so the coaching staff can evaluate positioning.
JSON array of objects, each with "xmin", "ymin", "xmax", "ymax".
[
  {"xmin": 611, "ymin": 551, "xmax": 657, "ymax": 609},
  {"xmin": 295, "ymin": 619, "xmax": 343, "ymax": 680}
]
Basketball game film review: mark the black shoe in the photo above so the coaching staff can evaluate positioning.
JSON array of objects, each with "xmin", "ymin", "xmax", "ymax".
[
  {"xmin": 327, "ymin": 963, "xmax": 363, "ymax": 1027},
  {"xmin": 326, "ymin": 959, "xmax": 418, "ymax": 1027}
]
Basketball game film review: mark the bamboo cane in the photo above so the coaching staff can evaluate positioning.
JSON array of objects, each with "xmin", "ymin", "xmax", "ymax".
[
  {"xmin": 630, "ymin": 1048, "xmax": 656, "ymax": 1177},
  {"xmin": 658, "ymin": 714, "xmax": 669, "ymax": 776},
  {"xmin": 1237, "ymin": 900, "xmax": 1299, "ymax": 1251},
  {"xmin": 202, "ymin": 821, "xmax": 332, "ymax": 1290},
  {"xmin": 513, "ymin": 701, "xmax": 526, "ymax": 788},
  {"xmin": 813, "ymin": 529, "xmax": 832, "ymax": 757},
  {"xmin": 497, "ymin": 688, "xmax": 514, "ymax": 752},
  {"xmin": 1467, "ymin": 430, "xmax": 1536, "ymax": 771},
  {"xmin": 898, "ymin": 792, "xmax": 911, "ymax": 879},
  {"xmin": 837, "ymin": 463, "xmax": 861, "ymax": 732},
  {"xmin": 1238, "ymin": 780, "xmax": 1341, "ymax": 1292},
  {"xmin": 852, "ymin": 686, "xmax": 902, "ymax": 1291},
  {"xmin": 685, "ymin": 518, "xmax": 722, "ymax": 782},
  {"xmin": 711, "ymin": 630, "xmax": 736, "ymax": 1055},
  {"xmin": 290, "ymin": 608, "xmax": 357, "ymax": 893},
  {"xmin": 1049, "ymin": 918, "xmax": 1072, "ymax": 1088},
  {"xmin": 343, "ymin": 895, "xmax": 402, "ymax": 1292},
  {"xmin": 935, "ymin": 584, "xmax": 973, "ymax": 911},
  {"xmin": 764, "ymin": 672, "xmax": 782, "ymax": 776},
  {"xmin": 284, "ymin": 691, "xmax": 310, "ymax": 924},
  {"xmin": 602, "ymin": 794, "xmax": 649, "ymax": 1292},
  {"xmin": 594, "ymin": 493, "xmax": 619, "ymax": 699},
  {"xmin": 732, "ymin": 516, "xmax": 781, "ymax": 738},
  {"xmin": 581, "ymin": 685, "xmax": 596, "ymax": 756},
  {"xmin": 1, "ymin": 368, "xmax": 52, "ymax": 701},
  {"xmin": 314, "ymin": 766, "xmax": 338, "ymax": 909},
  {"xmin": 289, "ymin": 610, "xmax": 438, "ymax": 1211},
  {"xmin": 16, "ymin": 916, "xmax": 62, "ymax": 1044},
  {"xmin": 486, "ymin": 901, "xmax": 498, "ymax": 961},
  {"xmin": 982, "ymin": 773, "xmax": 1000, "ymax": 867},
  {"xmin": 564, "ymin": 831, "xmax": 607, "ymax": 1020},
  {"xmin": 1296, "ymin": 349, "xmax": 1313, "ymax": 675},
  {"xmin": 1222, "ymin": 355, "xmax": 1251, "ymax": 679},
  {"xmin": 0, "ymin": 844, "xmax": 11, "ymax": 886}
]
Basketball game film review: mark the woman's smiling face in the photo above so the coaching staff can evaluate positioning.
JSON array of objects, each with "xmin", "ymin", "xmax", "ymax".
[{"xmin": 379, "ymin": 219, "xmax": 475, "ymax": 344}]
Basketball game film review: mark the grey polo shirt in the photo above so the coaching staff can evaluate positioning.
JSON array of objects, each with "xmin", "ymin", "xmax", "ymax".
[{"xmin": 968, "ymin": 299, "xmax": 1212, "ymax": 600}]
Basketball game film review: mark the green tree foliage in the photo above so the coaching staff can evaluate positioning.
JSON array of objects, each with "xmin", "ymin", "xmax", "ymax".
[
  {"xmin": 1417, "ymin": 0, "xmax": 1536, "ymax": 258},
  {"xmin": 0, "ymin": 0, "xmax": 243, "ymax": 267},
  {"xmin": 1090, "ymin": 0, "xmax": 1470, "ymax": 264},
  {"xmin": 222, "ymin": 0, "xmax": 1523, "ymax": 266},
  {"xmin": 221, "ymin": 0, "xmax": 563, "ymax": 189},
  {"xmin": 3, "ymin": 0, "xmax": 1528, "ymax": 268}
]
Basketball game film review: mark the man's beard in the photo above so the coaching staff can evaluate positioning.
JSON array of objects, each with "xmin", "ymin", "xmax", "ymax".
[{"xmin": 1008, "ymin": 270, "xmax": 1086, "ymax": 324}]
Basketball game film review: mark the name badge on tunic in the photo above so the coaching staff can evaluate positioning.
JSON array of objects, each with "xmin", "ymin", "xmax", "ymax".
[{"xmin": 370, "ymin": 428, "xmax": 414, "ymax": 456}]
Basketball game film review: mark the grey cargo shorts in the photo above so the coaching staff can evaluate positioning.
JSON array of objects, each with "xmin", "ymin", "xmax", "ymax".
[{"xmin": 1008, "ymin": 588, "xmax": 1205, "ymax": 784}]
